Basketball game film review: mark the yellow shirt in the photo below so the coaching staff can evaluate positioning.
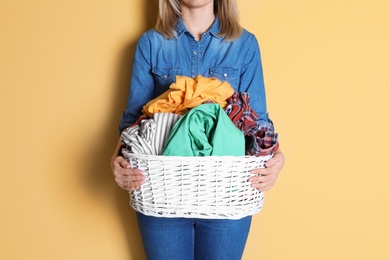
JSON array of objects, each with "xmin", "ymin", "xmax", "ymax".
[{"xmin": 142, "ymin": 75, "xmax": 234, "ymax": 116}]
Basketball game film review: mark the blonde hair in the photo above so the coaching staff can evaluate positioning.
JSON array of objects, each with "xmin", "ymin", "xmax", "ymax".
[{"xmin": 155, "ymin": 0, "xmax": 241, "ymax": 41}]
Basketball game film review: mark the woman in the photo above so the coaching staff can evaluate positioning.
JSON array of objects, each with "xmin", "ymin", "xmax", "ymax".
[{"xmin": 111, "ymin": 0, "xmax": 285, "ymax": 259}]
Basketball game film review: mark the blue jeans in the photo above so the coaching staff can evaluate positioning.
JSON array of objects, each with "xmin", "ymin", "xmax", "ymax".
[{"xmin": 136, "ymin": 212, "xmax": 252, "ymax": 260}]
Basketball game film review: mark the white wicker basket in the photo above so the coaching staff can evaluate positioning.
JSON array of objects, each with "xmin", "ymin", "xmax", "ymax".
[{"xmin": 123, "ymin": 150, "xmax": 272, "ymax": 220}]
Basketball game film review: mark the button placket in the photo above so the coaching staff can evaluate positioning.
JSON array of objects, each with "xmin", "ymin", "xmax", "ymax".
[
  {"xmin": 190, "ymin": 36, "xmax": 201, "ymax": 78},
  {"xmin": 197, "ymin": 36, "xmax": 206, "ymax": 75},
  {"xmin": 190, "ymin": 37, "xmax": 196, "ymax": 78}
]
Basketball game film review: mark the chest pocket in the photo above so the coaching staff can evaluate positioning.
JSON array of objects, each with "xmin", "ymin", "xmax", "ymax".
[
  {"xmin": 209, "ymin": 67, "xmax": 240, "ymax": 90},
  {"xmin": 152, "ymin": 68, "xmax": 181, "ymax": 96}
]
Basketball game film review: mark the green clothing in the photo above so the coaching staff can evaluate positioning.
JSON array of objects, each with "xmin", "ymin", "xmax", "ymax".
[{"xmin": 162, "ymin": 104, "xmax": 245, "ymax": 156}]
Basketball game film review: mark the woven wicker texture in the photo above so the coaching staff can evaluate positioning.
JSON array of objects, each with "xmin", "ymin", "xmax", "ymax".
[{"xmin": 123, "ymin": 150, "xmax": 272, "ymax": 219}]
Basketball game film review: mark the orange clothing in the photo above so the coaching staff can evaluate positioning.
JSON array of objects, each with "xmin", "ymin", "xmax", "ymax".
[{"xmin": 142, "ymin": 75, "xmax": 234, "ymax": 116}]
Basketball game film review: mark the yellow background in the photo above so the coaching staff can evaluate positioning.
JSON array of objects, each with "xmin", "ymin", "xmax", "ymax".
[{"xmin": 1, "ymin": 0, "xmax": 389, "ymax": 259}]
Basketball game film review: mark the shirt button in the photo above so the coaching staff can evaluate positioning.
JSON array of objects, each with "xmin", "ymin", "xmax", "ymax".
[
  {"xmin": 224, "ymin": 73, "xmax": 228, "ymax": 77},
  {"xmin": 193, "ymin": 51, "xmax": 197, "ymax": 55},
  {"xmin": 163, "ymin": 75, "xmax": 167, "ymax": 79}
]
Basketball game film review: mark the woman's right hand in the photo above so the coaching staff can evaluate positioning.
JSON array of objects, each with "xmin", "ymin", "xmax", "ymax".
[{"xmin": 111, "ymin": 155, "xmax": 145, "ymax": 191}]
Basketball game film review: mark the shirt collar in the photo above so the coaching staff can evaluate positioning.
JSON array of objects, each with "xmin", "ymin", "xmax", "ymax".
[{"xmin": 175, "ymin": 17, "xmax": 223, "ymax": 39}]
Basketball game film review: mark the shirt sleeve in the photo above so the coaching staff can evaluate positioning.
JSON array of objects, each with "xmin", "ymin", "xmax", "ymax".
[
  {"xmin": 239, "ymin": 33, "xmax": 274, "ymax": 130},
  {"xmin": 118, "ymin": 32, "xmax": 156, "ymax": 134}
]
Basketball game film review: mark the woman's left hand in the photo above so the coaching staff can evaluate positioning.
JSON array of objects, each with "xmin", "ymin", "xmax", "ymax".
[{"xmin": 249, "ymin": 149, "xmax": 285, "ymax": 191}]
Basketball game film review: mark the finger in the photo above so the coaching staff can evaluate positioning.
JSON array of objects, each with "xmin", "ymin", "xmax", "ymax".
[
  {"xmin": 128, "ymin": 180, "xmax": 144, "ymax": 191},
  {"xmin": 251, "ymin": 167, "xmax": 272, "ymax": 177},
  {"xmin": 126, "ymin": 172, "xmax": 145, "ymax": 182},
  {"xmin": 127, "ymin": 178, "xmax": 145, "ymax": 188},
  {"xmin": 264, "ymin": 156, "xmax": 278, "ymax": 168},
  {"xmin": 120, "ymin": 159, "xmax": 131, "ymax": 169},
  {"xmin": 117, "ymin": 167, "xmax": 143, "ymax": 179},
  {"xmin": 115, "ymin": 177, "xmax": 129, "ymax": 191},
  {"xmin": 251, "ymin": 181, "xmax": 273, "ymax": 191},
  {"xmin": 121, "ymin": 180, "xmax": 131, "ymax": 191},
  {"xmin": 251, "ymin": 162, "xmax": 275, "ymax": 175},
  {"xmin": 124, "ymin": 174, "xmax": 145, "ymax": 189},
  {"xmin": 124, "ymin": 168, "xmax": 143, "ymax": 176},
  {"xmin": 121, "ymin": 179, "xmax": 141, "ymax": 191},
  {"xmin": 265, "ymin": 151, "xmax": 285, "ymax": 168},
  {"xmin": 248, "ymin": 175, "xmax": 266, "ymax": 183},
  {"xmin": 249, "ymin": 173, "xmax": 276, "ymax": 187}
]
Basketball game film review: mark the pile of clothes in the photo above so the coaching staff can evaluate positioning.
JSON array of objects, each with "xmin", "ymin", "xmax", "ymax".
[{"xmin": 121, "ymin": 75, "xmax": 279, "ymax": 157}]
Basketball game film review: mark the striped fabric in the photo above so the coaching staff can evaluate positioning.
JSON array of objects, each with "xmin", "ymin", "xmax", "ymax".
[{"xmin": 121, "ymin": 113, "xmax": 180, "ymax": 155}]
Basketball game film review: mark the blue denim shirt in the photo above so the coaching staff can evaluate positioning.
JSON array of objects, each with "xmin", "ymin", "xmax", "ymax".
[{"xmin": 119, "ymin": 18, "xmax": 272, "ymax": 133}]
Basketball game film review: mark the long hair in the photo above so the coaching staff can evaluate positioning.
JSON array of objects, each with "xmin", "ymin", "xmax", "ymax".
[{"xmin": 155, "ymin": 0, "xmax": 241, "ymax": 41}]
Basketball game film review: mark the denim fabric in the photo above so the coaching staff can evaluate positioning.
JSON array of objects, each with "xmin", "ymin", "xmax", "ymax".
[
  {"xmin": 136, "ymin": 212, "xmax": 252, "ymax": 260},
  {"xmin": 119, "ymin": 18, "xmax": 272, "ymax": 133}
]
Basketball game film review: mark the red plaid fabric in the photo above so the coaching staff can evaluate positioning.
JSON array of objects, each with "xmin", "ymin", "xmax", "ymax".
[{"xmin": 225, "ymin": 92, "xmax": 279, "ymax": 156}]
